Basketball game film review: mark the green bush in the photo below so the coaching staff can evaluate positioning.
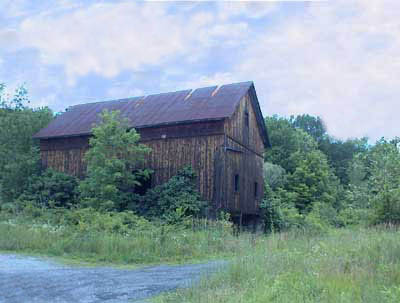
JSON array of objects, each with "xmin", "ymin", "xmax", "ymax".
[
  {"xmin": 132, "ymin": 166, "xmax": 207, "ymax": 223},
  {"xmin": 262, "ymin": 186, "xmax": 303, "ymax": 232},
  {"xmin": 17, "ymin": 169, "xmax": 79, "ymax": 208},
  {"xmin": 372, "ymin": 187, "xmax": 400, "ymax": 225}
]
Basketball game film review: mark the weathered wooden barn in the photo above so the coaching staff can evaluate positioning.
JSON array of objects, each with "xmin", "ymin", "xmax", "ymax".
[{"xmin": 34, "ymin": 81, "xmax": 270, "ymax": 219}]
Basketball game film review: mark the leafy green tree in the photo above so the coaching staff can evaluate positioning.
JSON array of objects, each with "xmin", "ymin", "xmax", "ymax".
[
  {"xmin": 0, "ymin": 84, "xmax": 53, "ymax": 204},
  {"xmin": 343, "ymin": 138, "xmax": 400, "ymax": 225},
  {"xmin": 319, "ymin": 136, "xmax": 369, "ymax": 185},
  {"xmin": 79, "ymin": 110, "xmax": 151, "ymax": 211},
  {"xmin": 264, "ymin": 116, "xmax": 316, "ymax": 172},
  {"xmin": 290, "ymin": 114, "xmax": 327, "ymax": 143},
  {"xmin": 367, "ymin": 139, "xmax": 400, "ymax": 224},
  {"xmin": 286, "ymin": 149, "xmax": 339, "ymax": 212},
  {"xmin": 263, "ymin": 162, "xmax": 286, "ymax": 190}
]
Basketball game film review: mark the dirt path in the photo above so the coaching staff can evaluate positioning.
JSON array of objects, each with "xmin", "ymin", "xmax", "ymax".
[{"xmin": 0, "ymin": 254, "xmax": 222, "ymax": 303}]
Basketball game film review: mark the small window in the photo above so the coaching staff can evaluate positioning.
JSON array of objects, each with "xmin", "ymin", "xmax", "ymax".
[
  {"xmin": 234, "ymin": 174, "xmax": 239, "ymax": 192},
  {"xmin": 254, "ymin": 182, "xmax": 258, "ymax": 198},
  {"xmin": 244, "ymin": 111, "xmax": 249, "ymax": 127}
]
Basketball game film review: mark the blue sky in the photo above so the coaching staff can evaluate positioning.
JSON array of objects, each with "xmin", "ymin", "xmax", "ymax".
[{"xmin": 1, "ymin": 0, "xmax": 399, "ymax": 141}]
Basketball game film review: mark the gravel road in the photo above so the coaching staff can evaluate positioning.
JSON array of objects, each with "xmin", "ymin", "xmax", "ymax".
[{"xmin": 0, "ymin": 254, "xmax": 222, "ymax": 303}]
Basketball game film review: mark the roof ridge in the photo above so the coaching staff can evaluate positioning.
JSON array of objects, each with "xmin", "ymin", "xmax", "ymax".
[{"xmin": 68, "ymin": 82, "xmax": 254, "ymax": 109}]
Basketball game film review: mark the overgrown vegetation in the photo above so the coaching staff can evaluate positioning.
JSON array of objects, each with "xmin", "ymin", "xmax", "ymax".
[
  {"xmin": 158, "ymin": 227, "xmax": 400, "ymax": 303},
  {"xmin": 79, "ymin": 109, "xmax": 151, "ymax": 211},
  {"xmin": 262, "ymin": 114, "xmax": 400, "ymax": 232},
  {"xmin": 0, "ymin": 84, "xmax": 53, "ymax": 203},
  {"xmin": 0, "ymin": 208, "xmax": 240, "ymax": 264}
]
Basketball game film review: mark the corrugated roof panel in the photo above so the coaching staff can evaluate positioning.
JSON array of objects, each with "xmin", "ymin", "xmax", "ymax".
[{"xmin": 33, "ymin": 81, "xmax": 254, "ymax": 139}]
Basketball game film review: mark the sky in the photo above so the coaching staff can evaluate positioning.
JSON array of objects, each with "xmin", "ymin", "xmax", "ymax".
[{"xmin": 1, "ymin": 0, "xmax": 399, "ymax": 142}]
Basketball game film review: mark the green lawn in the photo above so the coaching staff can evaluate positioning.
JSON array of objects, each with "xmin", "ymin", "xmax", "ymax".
[{"xmin": 157, "ymin": 227, "xmax": 400, "ymax": 303}]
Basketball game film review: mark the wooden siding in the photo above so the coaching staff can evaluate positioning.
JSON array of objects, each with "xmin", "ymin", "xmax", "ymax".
[
  {"xmin": 224, "ymin": 93, "xmax": 264, "ymax": 156},
  {"xmin": 40, "ymin": 136, "xmax": 89, "ymax": 177},
  {"xmin": 39, "ymin": 122, "xmax": 226, "ymax": 204},
  {"xmin": 213, "ymin": 137, "xmax": 264, "ymax": 215},
  {"xmin": 143, "ymin": 134, "xmax": 225, "ymax": 202}
]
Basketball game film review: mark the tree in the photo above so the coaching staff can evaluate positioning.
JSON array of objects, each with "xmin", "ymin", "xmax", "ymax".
[
  {"xmin": 319, "ymin": 136, "xmax": 369, "ymax": 185},
  {"xmin": 290, "ymin": 114, "xmax": 327, "ymax": 143},
  {"xmin": 78, "ymin": 110, "xmax": 151, "ymax": 211},
  {"xmin": 0, "ymin": 84, "xmax": 53, "ymax": 204},
  {"xmin": 344, "ymin": 138, "xmax": 400, "ymax": 225},
  {"xmin": 264, "ymin": 116, "xmax": 317, "ymax": 172},
  {"xmin": 286, "ymin": 149, "xmax": 339, "ymax": 213}
]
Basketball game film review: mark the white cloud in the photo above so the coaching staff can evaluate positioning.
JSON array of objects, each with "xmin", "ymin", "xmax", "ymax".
[
  {"xmin": 14, "ymin": 2, "xmax": 247, "ymax": 84},
  {"xmin": 177, "ymin": 72, "xmax": 240, "ymax": 90},
  {"xmin": 217, "ymin": 2, "xmax": 278, "ymax": 20},
  {"xmin": 233, "ymin": 0, "xmax": 400, "ymax": 141},
  {"xmin": 3, "ymin": 0, "xmax": 400, "ymax": 141}
]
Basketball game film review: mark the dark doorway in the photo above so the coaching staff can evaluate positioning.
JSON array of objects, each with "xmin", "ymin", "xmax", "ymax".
[{"xmin": 134, "ymin": 172, "xmax": 152, "ymax": 195}]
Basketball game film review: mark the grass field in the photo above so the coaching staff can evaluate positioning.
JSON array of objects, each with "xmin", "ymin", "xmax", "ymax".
[
  {"xmin": 2, "ymin": 211, "xmax": 400, "ymax": 302},
  {"xmin": 157, "ymin": 227, "xmax": 400, "ymax": 303},
  {"xmin": 0, "ymin": 217, "xmax": 252, "ymax": 265}
]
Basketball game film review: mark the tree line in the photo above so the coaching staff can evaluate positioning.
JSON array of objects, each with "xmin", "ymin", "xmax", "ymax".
[
  {"xmin": 1, "ymin": 84, "xmax": 399, "ymax": 231},
  {"xmin": 263, "ymin": 114, "xmax": 400, "ymax": 232}
]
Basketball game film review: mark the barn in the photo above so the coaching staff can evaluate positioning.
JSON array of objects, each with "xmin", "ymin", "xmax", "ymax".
[{"xmin": 34, "ymin": 81, "xmax": 270, "ymax": 221}]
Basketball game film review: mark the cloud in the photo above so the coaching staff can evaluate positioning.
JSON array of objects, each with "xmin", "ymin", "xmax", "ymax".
[
  {"xmin": 231, "ymin": 0, "xmax": 400, "ymax": 141},
  {"xmin": 217, "ymin": 2, "xmax": 278, "ymax": 20},
  {"xmin": 2, "ymin": 0, "xmax": 400, "ymax": 141},
  {"xmin": 13, "ymin": 2, "xmax": 249, "ymax": 85},
  {"xmin": 176, "ymin": 72, "xmax": 240, "ymax": 90}
]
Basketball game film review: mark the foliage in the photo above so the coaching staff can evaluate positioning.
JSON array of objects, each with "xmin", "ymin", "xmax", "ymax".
[
  {"xmin": 319, "ymin": 136, "xmax": 369, "ymax": 185},
  {"xmin": 132, "ymin": 166, "xmax": 207, "ymax": 224},
  {"xmin": 286, "ymin": 149, "xmax": 339, "ymax": 212},
  {"xmin": 0, "ymin": 84, "xmax": 53, "ymax": 203},
  {"xmin": 261, "ymin": 185, "xmax": 301, "ymax": 232},
  {"xmin": 78, "ymin": 110, "xmax": 151, "ymax": 211},
  {"xmin": 264, "ymin": 116, "xmax": 317, "ymax": 172},
  {"xmin": 0, "ymin": 207, "xmax": 245, "ymax": 265},
  {"xmin": 158, "ymin": 228, "xmax": 400, "ymax": 303},
  {"xmin": 16, "ymin": 169, "xmax": 79, "ymax": 209},
  {"xmin": 263, "ymin": 162, "xmax": 286, "ymax": 190},
  {"xmin": 290, "ymin": 114, "xmax": 327, "ymax": 143}
]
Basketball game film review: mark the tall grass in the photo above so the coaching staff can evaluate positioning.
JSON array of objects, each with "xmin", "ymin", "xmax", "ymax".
[
  {"xmin": 157, "ymin": 227, "xmax": 400, "ymax": 303},
  {"xmin": 0, "ymin": 217, "xmax": 253, "ymax": 264}
]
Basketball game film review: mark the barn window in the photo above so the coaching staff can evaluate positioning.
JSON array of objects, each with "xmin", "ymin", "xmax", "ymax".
[
  {"xmin": 234, "ymin": 174, "xmax": 239, "ymax": 192},
  {"xmin": 254, "ymin": 182, "xmax": 258, "ymax": 198},
  {"xmin": 244, "ymin": 111, "xmax": 249, "ymax": 127}
]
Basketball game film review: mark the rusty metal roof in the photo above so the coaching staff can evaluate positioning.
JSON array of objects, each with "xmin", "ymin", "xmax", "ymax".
[{"xmin": 34, "ymin": 81, "xmax": 269, "ymax": 146}]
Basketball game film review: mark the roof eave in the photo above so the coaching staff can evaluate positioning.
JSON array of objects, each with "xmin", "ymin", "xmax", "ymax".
[{"xmin": 33, "ymin": 117, "xmax": 227, "ymax": 140}]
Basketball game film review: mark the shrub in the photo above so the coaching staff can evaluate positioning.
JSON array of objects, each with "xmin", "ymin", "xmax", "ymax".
[
  {"xmin": 132, "ymin": 166, "xmax": 207, "ymax": 223},
  {"xmin": 372, "ymin": 187, "xmax": 400, "ymax": 225},
  {"xmin": 262, "ymin": 186, "xmax": 303, "ymax": 232},
  {"xmin": 17, "ymin": 169, "xmax": 79, "ymax": 208}
]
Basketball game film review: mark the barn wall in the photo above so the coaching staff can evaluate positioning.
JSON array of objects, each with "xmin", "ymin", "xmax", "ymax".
[
  {"xmin": 142, "ymin": 134, "xmax": 225, "ymax": 202},
  {"xmin": 39, "ymin": 121, "xmax": 226, "ymax": 204},
  {"xmin": 219, "ymin": 93, "xmax": 265, "ymax": 215},
  {"xmin": 213, "ymin": 137, "xmax": 264, "ymax": 215},
  {"xmin": 224, "ymin": 93, "xmax": 264, "ymax": 156},
  {"xmin": 40, "ymin": 136, "xmax": 90, "ymax": 177}
]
